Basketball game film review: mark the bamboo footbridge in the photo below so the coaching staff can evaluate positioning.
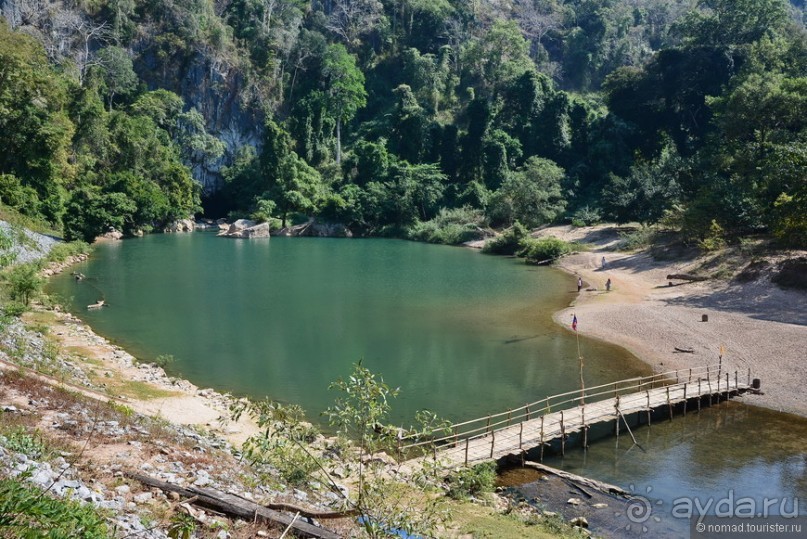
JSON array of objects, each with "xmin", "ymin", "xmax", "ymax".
[{"xmin": 400, "ymin": 365, "xmax": 755, "ymax": 468}]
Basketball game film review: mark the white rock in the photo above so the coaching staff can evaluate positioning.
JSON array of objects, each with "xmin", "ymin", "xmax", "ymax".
[{"xmin": 133, "ymin": 492, "xmax": 153, "ymax": 504}]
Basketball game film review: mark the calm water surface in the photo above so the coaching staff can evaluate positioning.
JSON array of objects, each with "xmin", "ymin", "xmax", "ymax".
[
  {"xmin": 48, "ymin": 232, "xmax": 648, "ymax": 424},
  {"xmin": 48, "ymin": 233, "xmax": 807, "ymax": 537},
  {"xmin": 528, "ymin": 402, "xmax": 807, "ymax": 537}
]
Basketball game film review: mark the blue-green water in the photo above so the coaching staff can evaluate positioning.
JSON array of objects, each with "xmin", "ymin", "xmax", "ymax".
[
  {"xmin": 48, "ymin": 233, "xmax": 649, "ymax": 424},
  {"xmin": 47, "ymin": 233, "xmax": 807, "ymax": 538}
]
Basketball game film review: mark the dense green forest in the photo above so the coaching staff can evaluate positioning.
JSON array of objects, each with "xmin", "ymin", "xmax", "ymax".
[{"xmin": 0, "ymin": 0, "xmax": 804, "ymax": 245}]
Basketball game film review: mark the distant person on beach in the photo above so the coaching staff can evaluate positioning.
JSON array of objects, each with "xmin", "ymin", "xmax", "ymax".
[
  {"xmin": 601, "ymin": 256, "xmax": 607, "ymax": 268},
  {"xmin": 577, "ymin": 277, "xmax": 583, "ymax": 292},
  {"xmin": 606, "ymin": 278, "xmax": 611, "ymax": 291}
]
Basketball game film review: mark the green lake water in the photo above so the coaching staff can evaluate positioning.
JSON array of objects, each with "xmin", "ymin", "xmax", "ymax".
[
  {"xmin": 48, "ymin": 232, "xmax": 649, "ymax": 424},
  {"xmin": 47, "ymin": 233, "xmax": 807, "ymax": 537}
]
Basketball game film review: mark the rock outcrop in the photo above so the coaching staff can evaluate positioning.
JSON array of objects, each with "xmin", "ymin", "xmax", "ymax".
[
  {"xmin": 163, "ymin": 219, "xmax": 196, "ymax": 233},
  {"xmin": 99, "ymin": 229, "xmax": 124, "ymax": 241},
  {"xmin": 217, "ymin": 219, "xmax": 270, "ymax": 239}
]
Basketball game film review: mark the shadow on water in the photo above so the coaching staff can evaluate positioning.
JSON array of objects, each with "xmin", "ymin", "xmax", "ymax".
[
  {"xmin": 506, "ymin": 402, "xmax": 807, "ymax": 538},
  {"xmin": 502, "ymin": 334, "xmax": 547, "ymax": 345}
]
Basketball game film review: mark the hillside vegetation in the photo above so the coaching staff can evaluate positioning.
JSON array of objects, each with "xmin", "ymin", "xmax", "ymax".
[{"xmin": 0, "ymin": 0, "xmax": 804, "ymax": 246}]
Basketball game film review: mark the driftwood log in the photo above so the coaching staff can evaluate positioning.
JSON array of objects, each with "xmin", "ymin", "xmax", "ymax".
[
  {"xmin": 666, "ymin": 273, "xmax": 708, "ymax": 282},
  {"xmin": 522, "ymin": 461, "xmax": 629, "ymax": 497},
  {"xmin": 674, "ymin": 347, "xmax": 695, "ymax": 353},
  {"xmin": 126, "ymin": 472, "xmax": 342, "ymax": 539}
]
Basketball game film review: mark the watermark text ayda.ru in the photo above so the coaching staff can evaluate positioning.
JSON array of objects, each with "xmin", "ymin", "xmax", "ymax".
[{"xmin": 670, "ymin": 491, "xmax": 800, "ymax": 522}]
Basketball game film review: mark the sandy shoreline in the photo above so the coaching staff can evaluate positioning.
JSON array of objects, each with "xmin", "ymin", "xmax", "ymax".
[{"xmin": 539, "ymin": 226, "xmax": 807, "ymax": 418}]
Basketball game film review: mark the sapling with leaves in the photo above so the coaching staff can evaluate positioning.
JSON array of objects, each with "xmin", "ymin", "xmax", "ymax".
[{"xmin": 232, "ymin": 361, "xmax": 453, "ymax": 538}]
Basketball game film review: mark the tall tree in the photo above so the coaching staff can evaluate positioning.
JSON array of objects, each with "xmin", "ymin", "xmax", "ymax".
[
  {"xmin": 321, "ymin": 44, "xmax": 367, "ymax": 164},
  {"xmin": 260, "ymin": 119, "xmax": 324, "ymax": 227}
]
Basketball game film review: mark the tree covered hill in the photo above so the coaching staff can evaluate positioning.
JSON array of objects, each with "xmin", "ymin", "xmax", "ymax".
[{"xmin": 0, "ymin": 0, "xmax": 804, "ymax": 245}]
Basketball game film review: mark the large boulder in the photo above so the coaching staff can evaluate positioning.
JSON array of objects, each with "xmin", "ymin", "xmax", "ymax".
[
  {"xmin": 164, "ymin": 219, "xmax": 196, "ymax": 233},
  {"xmin": 218, "ymin": 220, "xmax": 270, "ymax": 238},
  {"xmin": 98, "ymin": 228, "xmax": 124, "ymax": 241}
]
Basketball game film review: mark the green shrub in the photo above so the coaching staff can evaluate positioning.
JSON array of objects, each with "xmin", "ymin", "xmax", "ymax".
[
  {"xmin": 570, "ymin": 206, "xmax": 601, "ymax": 227},
  {"xmin": 519, "ymin": 237, "xmax": 575, "ymax": 264},
  {"xmin": 482, "ymin": 222, "xmax": 529, "ymax": 255},
  {"xmin": 0, "ymin": 427, "xmax": 47, "ymax": 459},
  {"xmin": 5, "ymin": 264, "xmax": 44, "ymax": 306},
  {"xmin": 0, "ymin": 174, "xmax": 43, "ymax": 219},
  {"xmin": 0, "ymin": 228, "xmax": 17, "ymax": 269},
  {"xmin": 0, "ymin": 477, "xmax": 109, "ymax": 538},
  {"xmin": 617, "ymin": 226, "xmax": 655, "ymax": 251},
  {"xmin": 152, "ymin": 354, "xmax": 175, "ymax": 368},
  {"xmin": 2, "ymin": 302, "xmax": 27, "ymax": 318},
  {"xmin": 446, "ymin": 462, "xmax": 497, "ymax": 500},
  {"xmin": 699, "ymin": 220, "xmax": 727, "ymax": 252},
  {"xmin": 407, "ymin": 207, "xmax": 486, "ymax": 245}
]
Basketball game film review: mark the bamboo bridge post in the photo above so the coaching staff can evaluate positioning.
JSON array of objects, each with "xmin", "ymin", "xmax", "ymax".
[
  {"xmin": 614, "ymin": 396, "xmax": 621, "ymax": 437},
  {"xmin": 735, "ymin": 371, "xmax": 739, "ymax": 392},
  {"xmin": 683, "ymin": 383, "xmax": 688, "ymax": 415},
  {"xmin": 539, "ymin": 416, "xmax": 545, "ymax": 462},
  {"xmin": 613, "ymin": 382, "xmax": 618, "ymax": 398},
  {"xmin": 666, "ymin": 386, "xmax": 673, "ymax": 421},
  {"xmin": 747, "ymin": 368, "xmax": 751, "ymax": 386},
  {"xmin": 464, "ymin": 438, "xmax": 469, "ymax": 466},
  {"xmin": 490, "ymin": 431, "xmax": 495, "ymax": 459},
  {"xmin": 646, "ymin": 390, "xmax": 652, "ymax": 426},
  {"xmin": 707, "ymin": 372, "xmax": 713, "ymax": 406},
  {"xmin": 507, "ymin": 409, "xmax": 512, "ymax": 425},
  {"xmin": 698, "ymin": 379, "xmax": 702, "ymax": 411},
  {"xmin": 525, "ymin": 405, "xmax": 531, "ymax": 421},
  {"xmin": 726, "ymin": 373, "xmax": 730, "ymax": 397},
  {"xmin": 486, "ymin": 415, "xmax": 491, "ymax": 435},
  {"xmin": 519, "ymin": 422, "xmax": 523, "ymax": 450},
  {"xmin": 582, "ymin": 404, "xmax": 588, "ymax": 449},
  {"xmin": 560, "ymin": 411, "xmax": 566, "ymax": 456},
  {"xmin": 689, "ymin": 368, "xmax": 693, "ymax": 382}
]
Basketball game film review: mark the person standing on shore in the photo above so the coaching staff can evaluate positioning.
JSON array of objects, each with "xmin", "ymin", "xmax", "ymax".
[
  {"xmin": 577, "ymin": 277, "xmax": 583, "ymax": 292},
  {"xmin": 601, "ymin": 256, "xmax": 607, "ymax": 268},
  {"xmin": 606, "ymin": 278, "xmax": 611, "ymax": 292}
]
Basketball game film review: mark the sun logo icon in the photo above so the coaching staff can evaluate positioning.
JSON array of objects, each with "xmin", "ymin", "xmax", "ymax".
[{"xmin": 615, "ymin": 484, "xmax": 664, "ymax": 533}]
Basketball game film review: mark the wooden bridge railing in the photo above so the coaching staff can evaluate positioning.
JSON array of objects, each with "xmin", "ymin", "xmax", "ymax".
[{"xmin": 399, "ymin": 364, "xmax": 750, "ymax": 453}]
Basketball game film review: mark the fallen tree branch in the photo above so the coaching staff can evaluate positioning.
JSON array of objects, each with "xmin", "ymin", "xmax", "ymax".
[
  {"xmin": 226, "ymin": 489, "xmax": 359, "ymax": 520},
  {"xmin": 125, "ymin": 472, "xmax": 342, "ymax": 539}
]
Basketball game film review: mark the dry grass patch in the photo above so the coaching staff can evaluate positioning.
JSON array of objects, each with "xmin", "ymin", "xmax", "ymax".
[
  {"xmin": 22, "ymin": 311, "xmax": 58, "ymax": 326},
  {"xmin": 109, "ymin": 380, "xmax": 178, "ymax": 400}
]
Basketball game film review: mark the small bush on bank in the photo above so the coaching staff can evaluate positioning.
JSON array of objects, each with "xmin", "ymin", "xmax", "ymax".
[
  {"xmin": 482, "ymin": 222, "xmax": 529, "ymax": 255},
  {"xmin": 0, "ymin": 477, "xmax": 109, "ymax": 538},
  {"xmin": 519, "ymin": 237, "xmax": 576, "ymax": 264},
  {"xmin": 617, "ymin": 226, "xmax": 656, "ymax": 251},
  {"xmin": 446, "ymin": 462, "xmax": 497, "ymax": 500},
  {"xmin": 408, "ymin": 207, "xmax": 487, "ymax": 245}
]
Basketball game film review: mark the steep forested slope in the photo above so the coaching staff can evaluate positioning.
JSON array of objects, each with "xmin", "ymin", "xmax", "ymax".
[{"xmin": 0, "ymin": 0, "xmax": 804, "ymax": 245}]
